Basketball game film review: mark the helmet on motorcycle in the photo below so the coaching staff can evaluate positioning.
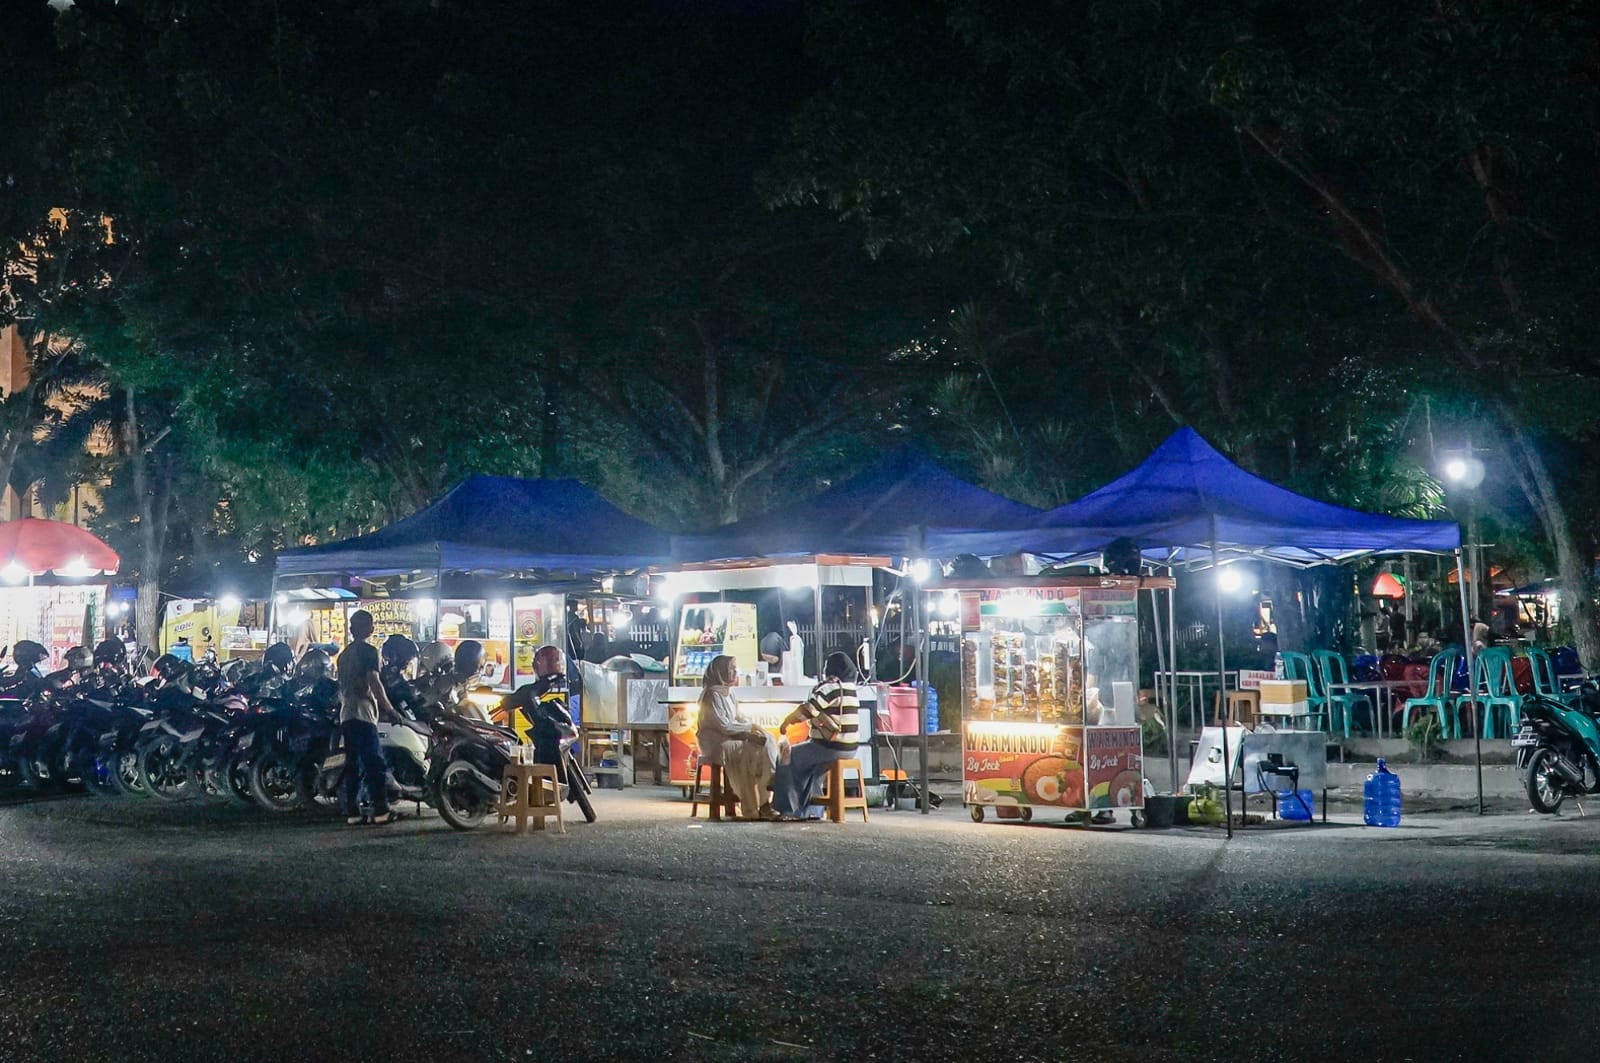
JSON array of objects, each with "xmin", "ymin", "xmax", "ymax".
[
  {"xmin": 452, "ymin": 639, "xmax": 484, "ymax": 679},
  {"xmin": 152, "ymin": 653, "xmax": 191, "ymax": 682},
  {"xmin": 64, "ymin": 646, "xmax": 91, "ymax": 670},
  {"xmin": 262, "ymin": 641, "xmax": 295, "ymax": 674},
  {"xmin": 295, "ymin": 647, "xmax": 331, "ymax": 682},
  {"xmin": 418, "ymin": 641, "xmax": 453, "ymax": 674},
  {"xmin": 382, "ymin": 634, "xmax": 420, "ymax": 670},
  {"xmin": 93, "ymin": 637, "xmax": 128, "ymax": 671},
  {"xmin": 11, "ymin": 640, "xmax": 49, "ymax": 670}
]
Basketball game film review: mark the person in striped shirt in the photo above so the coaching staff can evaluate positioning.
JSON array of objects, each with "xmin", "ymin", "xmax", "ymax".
[{"xmin": 771, "ymin": 651, "xmax": 862, "ymax": 819}]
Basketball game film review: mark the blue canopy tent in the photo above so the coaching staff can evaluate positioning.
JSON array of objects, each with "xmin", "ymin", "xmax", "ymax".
[
  {"xmin": 274, "ymin": 474, "xmax": 671, "ymax": 593},
  {"xmin": 672, "ymin": 448, "xmax": 1039, "ymax": 562},
  {"xmin": 927, "ymin": 428, "xmax": 1472, "ymax": 829},
  {"xmin": 924, "ymin": 428, "xmax": 1461, "ymax": 563}
]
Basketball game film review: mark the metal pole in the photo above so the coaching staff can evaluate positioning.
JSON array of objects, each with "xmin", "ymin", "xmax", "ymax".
[
  {"xmin": 1167, "ymin": 574, "xmax": 1180, "ymax": 787},
  {"xmin": 266, "ymin": 575, "xmax": 278, "ymax": 644},
  {"xmin": 915, "ymin": 580, "xmax": 931, "ymax": 814},
  {"xmin": 1455, "ymin": 547, "xmax": 1483, "ymax": 815},
  {"xmin": 813, "ymin": 576, "xmax": 824, "ymax": 677},
  {"xmin": 1212, "ymin": 523, "xmax": 1233, "ymax": 839},
  {"xmin": 1148, "ymin": 582, "xmax": 1176, "ymax": 793},
  {"xmin": 1403, "ymin": 555, "xmax": 1414, "ymax": 635},
  {"xmin": 433, "ymin": 549, "xmax": 445, "ymax": 644}
]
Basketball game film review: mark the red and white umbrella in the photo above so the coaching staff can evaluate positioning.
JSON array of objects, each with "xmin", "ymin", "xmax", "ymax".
[{"xmin": 0, "ymin": 518, "xmax": 120, "ymax": 581}]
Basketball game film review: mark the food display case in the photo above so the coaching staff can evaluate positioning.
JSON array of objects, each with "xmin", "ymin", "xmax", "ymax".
[
  {"xmin": 936, "ymin": 576, "xmax": 1170, "ymax": 824},
  {"xmin": 671, "ymin": 601, "xmax": 758, "ymax": 685}
]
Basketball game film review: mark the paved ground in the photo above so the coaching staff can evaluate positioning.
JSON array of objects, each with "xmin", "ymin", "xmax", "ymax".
[{"xmin": 1, "ymin": 787, "xmax": 1598, "ymax": 1061}]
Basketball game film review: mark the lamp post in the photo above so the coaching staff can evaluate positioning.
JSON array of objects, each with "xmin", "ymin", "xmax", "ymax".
[
  {"xmin": 1442, "ymin": 446, "xmax": 1489, "ymax": 622},
  {"xmin": 1443, "ymin": 443, "xmax": 1488, "ymax": 816}
]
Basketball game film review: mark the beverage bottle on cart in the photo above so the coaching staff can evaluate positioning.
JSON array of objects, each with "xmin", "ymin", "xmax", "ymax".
[{"xmin": 1363, "ymin": 758, "xmax": 1402, "ymax": 827}]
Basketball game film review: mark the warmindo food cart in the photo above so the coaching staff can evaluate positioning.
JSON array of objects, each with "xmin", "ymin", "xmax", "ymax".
[{"xmin": 931, "ymin": 575, "xmax": 1173, "ymax": 825}]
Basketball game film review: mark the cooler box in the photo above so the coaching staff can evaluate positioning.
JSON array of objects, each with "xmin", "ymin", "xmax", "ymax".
[
  {"xmin": 1257, "ymin": 679, "xmax": 1308, "ymax": 721},
  {"xmin": 876, "ymin": 685, "xmax": 921, "ymax": 736}
]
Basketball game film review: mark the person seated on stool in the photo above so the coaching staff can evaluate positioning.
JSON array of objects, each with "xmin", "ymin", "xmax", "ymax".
[
  {"xmin": 696, "ymin": 655, "xmax": 780, "ymax": 821},
  {"xmin": 771, "ymin": 651, "xmax": 862, "ymax": 821}
]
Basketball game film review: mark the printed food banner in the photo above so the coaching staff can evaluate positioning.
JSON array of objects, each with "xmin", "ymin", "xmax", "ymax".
[
  {"xmin": 356, "ymin": 598, "xmax": 420, "ymax": 640},
  {"xmin": 667, "ymin": 698, "xmax": 800, "ymax": 786},
  {"xmin": 1084, "ymin": 726, "xmax": 1143, "ymax": 809},
  {"xmin": 962, "ymin": 722, "xmax": 1086, "ymax": 809}
]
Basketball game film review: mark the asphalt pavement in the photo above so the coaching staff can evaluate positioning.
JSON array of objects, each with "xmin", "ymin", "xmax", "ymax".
[{"xmin": 0, "ymin": 787, "xmax": 1597, "ymax": 1061}]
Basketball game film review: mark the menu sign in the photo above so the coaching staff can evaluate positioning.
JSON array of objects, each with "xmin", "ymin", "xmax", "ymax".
[
  {"xmin": 1084, "ymin": 726, "xmax": 1143, "ymax": 808},
  {"xmin": 357, "ymin": 599, "xmax": 418, "ymax": 640},
  {"xmin": 962, "ymin": 722, "xmax": 1086, "ymax": 809}
]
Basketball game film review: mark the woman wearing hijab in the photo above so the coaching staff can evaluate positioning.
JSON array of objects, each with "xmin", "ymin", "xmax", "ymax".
[{"xmin": 695, "ymin": 655, "xmax": 780, "ymax": 820}]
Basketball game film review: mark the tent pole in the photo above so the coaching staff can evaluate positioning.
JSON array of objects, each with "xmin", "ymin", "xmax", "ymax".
[
  {"xmin": 1212, "ymin": 523, "xmax": 1233, "ymax": 839},
  {"xmin": 434, "ymin": 549, "xmax": 445, "ymax": 644},
  {"xmin": 266, "ymin": 576, "xmax": 278, "ymax": 645},
  {"xmin": 915, "ymin": 580, "xmax": 930, "ymax": 814},
  {"xmin": 1167, "ymin": 569, "xmax": 1179, "ymax": 790},
  {"xmin": 1147, "ymin": 581, "xmax": 1176, "ymax": 793},
  {"xmin": 1455, "ymin": 548, "xmax": 1483, "ymax": 815}
]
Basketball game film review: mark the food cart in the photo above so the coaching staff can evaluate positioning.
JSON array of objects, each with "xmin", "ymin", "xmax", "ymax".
[{"xmin": 935, "ymin": 575, "xmax": 1172, "ymax": 824}]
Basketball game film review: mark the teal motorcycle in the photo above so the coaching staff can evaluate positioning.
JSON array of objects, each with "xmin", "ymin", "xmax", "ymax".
[{"xmin": 1513, "ymin": 684, "xmax": 1600, "ymax": 813}]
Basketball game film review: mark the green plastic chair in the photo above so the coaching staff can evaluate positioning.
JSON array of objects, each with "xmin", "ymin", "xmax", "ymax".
[
  {"xmin": 1525, "ymin": 647, "xmax": 1575, "ymax": 707},
  {"xmin": 1313, "ymin": 649, "xmax": 1373, "ymax": 737},
  {"xmin": 1455, "ymin": 647, "xmax": 1522, "ymax": 739},
  {"xmin": 1278, "ymin": 651, "xmax": 1329, "ymax": 731},
  {"xmin": 1401, "ymin": 649, "xmax": 1460, "ymax": 738}
]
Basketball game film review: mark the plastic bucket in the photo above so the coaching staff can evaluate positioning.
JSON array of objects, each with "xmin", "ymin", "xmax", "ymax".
[
  {"xmin": 1277, "ymin": 789, "xmax": 1315, "ymax": 821},
  {"xmin": 1143, "ymin": 795, "xmax": 1178, "ymax": 829}
]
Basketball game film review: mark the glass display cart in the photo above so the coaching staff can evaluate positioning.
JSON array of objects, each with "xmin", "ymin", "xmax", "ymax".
[{"xmin": 933, "ymin": 575, "xmax": 1172, "ymax": 825}]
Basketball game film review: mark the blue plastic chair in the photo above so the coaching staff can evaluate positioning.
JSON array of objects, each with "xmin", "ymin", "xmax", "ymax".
[
  {"xmin": 1525, "ymin": 647, "xmax": 1576, "ymax": 708},
  {"xmin": 1314, "ymin": 649, "xmax": 1373, "ymax": 737},
  {"xmin": 1455, "ymin": 647, "xmax": 1522, "ymax": 739},
  {"xmin": 1401, "ymin": 650, "xmax": 1460, "ymax": 738},
  {"xmin": 1278, "ymin": 651, "xmax": 1329, "ymax": 731}
]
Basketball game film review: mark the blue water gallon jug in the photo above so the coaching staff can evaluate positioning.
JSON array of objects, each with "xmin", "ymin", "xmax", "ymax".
[
  {"xmin": 1277, "ymin": 788, "xmax": 1315, "ymax": 821},
  {"xmin": 1363, "ymin": 758, "xmax": 1402, "ymax": 827}
]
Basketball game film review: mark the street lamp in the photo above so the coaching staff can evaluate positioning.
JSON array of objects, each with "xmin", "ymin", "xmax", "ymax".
[{"xmin": 1440, "ymin": 446, "xmax": 1489, "ymax": 619}]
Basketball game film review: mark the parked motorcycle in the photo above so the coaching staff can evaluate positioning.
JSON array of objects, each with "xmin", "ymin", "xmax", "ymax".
[
  {"xmin": 426, "ymin": 710, "xmax": 521, "ymax": 830},
  {"xmin": 1514, "ymin": 683, "xmax": 1600, "ymax": 813}
]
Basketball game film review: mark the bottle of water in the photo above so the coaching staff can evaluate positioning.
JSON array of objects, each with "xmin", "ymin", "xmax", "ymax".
[
  {"xmin": 1273, "ymin": 652, "xmax": 1285, "ymax": 680},
  {"xmin": 1363, "ymin": 757, "xmax": 1402, "ymax": 827}
]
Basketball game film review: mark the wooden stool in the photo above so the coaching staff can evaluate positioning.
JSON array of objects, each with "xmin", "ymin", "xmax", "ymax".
[
  {"xmin": 689, "ymin": 761, "xmax": 738, "ymax": 822},
  {"xmin": 498, "ymin": 761, "xmax": 564, "ymax": 834},
  {"xmin": 809, "ymin": 758, "xmax": 869, "ymax": 824},
  {"xmin": 1213, "ymin": 689, "xmax": 1261, "ymax": 727}
]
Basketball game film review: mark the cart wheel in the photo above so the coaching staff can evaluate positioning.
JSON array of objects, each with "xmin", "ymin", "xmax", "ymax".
[
  {"xmin": 1131, "ymin": 810, "xmax": 1146, "ymax": 829},
  {"xmin": 969, "ymin": 806, "xmax": 985, "ymax": 823},
  {"xmin": 1020, "ymin": 808, "xmax": 1033, "ymax": 822}
]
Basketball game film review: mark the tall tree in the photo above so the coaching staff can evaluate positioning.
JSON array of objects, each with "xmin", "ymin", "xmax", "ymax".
[{"xmin": 772, "ymin": 0, "xmax": 1600, "ymax": 658}]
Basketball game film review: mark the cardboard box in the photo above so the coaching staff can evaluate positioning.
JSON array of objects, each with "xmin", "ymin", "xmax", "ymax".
[{"xmin": 1257, "ymin": 679, "xmax": 1308, "ymax": 718}]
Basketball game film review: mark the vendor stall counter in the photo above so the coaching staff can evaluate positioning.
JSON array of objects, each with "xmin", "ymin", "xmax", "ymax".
[
  {"xmin": 661, "ymin": 684, "xmax": 878, "ymax": 792},
  {"xmin": 932, "ymin": 576, "xmax": 1172, "ymax": 825}
]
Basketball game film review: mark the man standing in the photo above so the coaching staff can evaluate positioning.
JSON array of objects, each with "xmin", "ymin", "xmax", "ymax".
[{"xmin": 339, "ymin": 609, "xmax": 401, "ymax": 825}]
